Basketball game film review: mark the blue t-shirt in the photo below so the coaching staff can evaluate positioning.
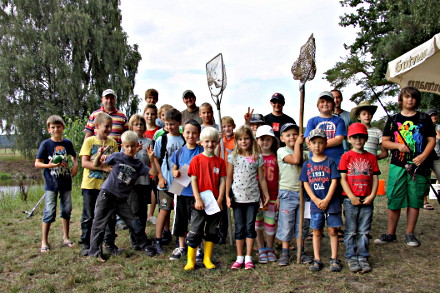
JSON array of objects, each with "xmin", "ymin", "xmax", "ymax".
[
  {"xmin": 169, "ymin": 145, "xmax": 204, "ymax": 196},
  {"xmin": 304, "ymin": 116, "xmax": 347, "ymax": 166},
  {"xmin": 299, "ymin": 157, "xmax": 341, "ymax": 214},
  {"xmin": 36, "ymin": 138, "xmax": 76, "ymax": 192},
  {"xmin": 153, "ymin": 134, "xmax": 185, "ymax": 190},
  {"xmin": 101, "ymin": 152, "xmax": 151, "ymax": 198}
]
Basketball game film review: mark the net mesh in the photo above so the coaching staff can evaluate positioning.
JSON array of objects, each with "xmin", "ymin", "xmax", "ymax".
[
  {"xmin": 291, "ymin": 34, "xmax": 316, "ymax": 83},
  {"xmin": 206, "ymin": 53, "xmax": 227, "ymax": 98}
]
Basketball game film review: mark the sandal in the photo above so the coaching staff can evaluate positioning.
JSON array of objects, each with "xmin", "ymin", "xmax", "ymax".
[
  {"xmin": 258, "ymin": 251, "xmax": 268, "ymax": 264},
  {"xmin": 423, "ymin": 203, "xmax": 434, "ymax": 210},
  {"xmin": 244, "ymin": 261, "xmax": 255, "ymax": 270},
  {"xmin": 231, "ymin": 261, "xmax": 244, "ymax": 270},
  {"xmin": 62, "ymin": 241, "xmax": 75, "ymax": 248},
  {"xmin": 40, "ymin": 246, "xmax": 50, "ymax": 253},
  {"xmin": 266, "ymin": 250, "xmax": 277, "ymax": 262}
]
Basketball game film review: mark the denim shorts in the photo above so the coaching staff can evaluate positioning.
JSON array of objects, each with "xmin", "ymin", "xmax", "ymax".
[
  {"xmin": 310, "ymin": 212, "xmax": 342, "ymax": 230},
  {"xmin": 276, "ymin": 190, "xmax": 300, "ymax": 242},
  {"xmin": 42, "ymin": 190, "xmax": 72, "ymax": 223}
]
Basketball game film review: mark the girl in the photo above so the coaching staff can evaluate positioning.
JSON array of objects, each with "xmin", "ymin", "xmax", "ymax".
[
  {"xmin": 254, "ymin": 125, "xmax": 279, "ymax": 264},
  {"xmin": 226, "ymin": 126, "xmax": 270, "ymax": 270},
  {"xmin": 126, "ymin": 114, "xmax": 154, "ymax": 249}
]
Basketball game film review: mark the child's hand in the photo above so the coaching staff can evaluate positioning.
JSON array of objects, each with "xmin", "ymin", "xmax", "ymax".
[
  {"xmin": 217, "ymin": 198, "xmax": 223, "ymax": 210},
  {"xmin": 71, "ymin": 164, "xmax": 78, "ymax": 177},
  {"xmin": 47, "ymin": 159, "xmax": 61, "ymax": 168},
  {"xmin": 195, "ymin": 199, "xmax": 205, "ymax": 210},
  {"xmin": 136, "ymin": 142, "xmax": 143, "ymax": 153},
  {"xmin": 275, "ymin": 198, "xmax": 280, "ymax": 211},
  {"xmin": 172, "ymin": 169, "xmax": 181, "ymax": 178},
  {"xmin": 413, "ymin": 154, "xmax": 427, "ymax": 166},
  {"xmin": 158, "ymin": 177, "xmax": 167, "ymax": 189},
  {"xmin": 350, "ymin": 197, "xmax": 362, "ymax": 206},
  {"xmin": 146, "ymin": 145, "xmax": 155, "ymax": 158},
  {"xmin": 312, "ymin": 197, "xmax": 322, "ymax": 208},
  {"xmin": 398, "ymin": 144, "xmax": 410, "ymax": 153},
  {"xmin": 226, "ymin": 196, "xmax": 232, "ymax": 208},
  {"xmin": 295, "ymin": 134, "xmax": 305, "ymax": 145},
  {"xmin": 98, "ymin": 141, "xmax": 110, "ymax": 155},
  {"xmin": 244, "ymin": 107, "xmax": 254, "ymax": 124},
  {"xmin": 263, "ymin": 193, "xmax": 270, "ymax": 207},
  {"xmin": 362, "ymin": 195, "xmax": 375, "ymax": 205},
  {"xmin": 102, "ymin": 165, "xmax": 112, "ymax": 173},
  {"xmin": 318, "ymin": 198, "xmax": 329, "ymax": 210}
]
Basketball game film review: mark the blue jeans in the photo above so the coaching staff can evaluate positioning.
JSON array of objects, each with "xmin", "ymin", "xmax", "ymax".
[
  {"xmin": 276, "ymin": 190, "xmax": 300, "ymax": 242},
  {"xmin": 343, "ymin": 198, "xmax": 373, "ymax": 259},
  {"xmin": 42, "ymin": 190, "xmax": 72, "ymax": 223},
  {"xmin": 232, "ymin": 202, "xmax": 259, "ymax": 240}
]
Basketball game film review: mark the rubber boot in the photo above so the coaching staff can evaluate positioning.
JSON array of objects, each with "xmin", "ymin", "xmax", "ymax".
[
  {"xmin": 203, "ymin": 241, "xmax": 216, "ymax": 269},
  {"xmin": 184, "ymin": 246, "xmax": 197, "ymax": 271}
]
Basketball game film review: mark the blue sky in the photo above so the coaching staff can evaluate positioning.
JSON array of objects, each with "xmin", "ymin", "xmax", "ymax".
[{"xmin": 119, "ymin": 0, "xmax": 385, "ymax": 125}]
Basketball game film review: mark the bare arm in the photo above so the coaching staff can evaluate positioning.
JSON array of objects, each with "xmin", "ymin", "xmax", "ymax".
[
  {"xmin": 340, "ymin": 173, "xmax": 361, "ymax": 206},
  {"xmin": 413, "ymin": 136, "xmax": 435, "ymax": 166},
  {"xmin": 326, "ymin": 135, "xmax": 344, "ymax": 148},
  {"xmin": 382, "ymin": 136, "xmax": 410, "ymax": 152},
  {"xmin": 257, "ymin": 166, "xmax": 270, "ymax": 206},
  {"xmin": 217, "ymin": 177, "xmax": 226, "ymax": 209},
  {"xmin": 282, "ymin": 135, "xmax": 304, "ymax": 165},
  {"xmin": 362, "ymin": 175, "xmax": 378, "ymax": 205},
  {"xmin": 377, "ymin": 144, "xmax": 388, "ymax": 160},
  {"xmin": 191, "ymin": 175, "xmax": 204, "ymax": 210},
  {"xmin": 319, "ymin": 178, "xmax": 339, "ymax": 210},
  {"xmin": 154, "ymin": 156, "xmax": 167, "ymax": 188},
  {"xmin": 225, "ymin": 162, "xmax": 234, "ymax": 208},
  {"xmin": 34, "ymin": 158, "xmax": 59, "ymax": 169}
]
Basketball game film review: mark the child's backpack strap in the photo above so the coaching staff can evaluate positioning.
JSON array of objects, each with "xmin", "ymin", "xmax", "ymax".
[{"xmin": 159, "ymin": 131, "xmax": 169, "ymax": 168}]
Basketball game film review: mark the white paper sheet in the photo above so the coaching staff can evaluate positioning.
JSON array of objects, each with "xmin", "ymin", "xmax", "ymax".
[
  {"xmin": 200, "ymin": 190, "xmax": 221, "ymax": 215},
  {"xmin": 304, "ymin": 201, "xmax": 311, "ymax": 219},
  {"xmin": 173, "ymin": 164, "xmax": 191, "ymax": 187}
]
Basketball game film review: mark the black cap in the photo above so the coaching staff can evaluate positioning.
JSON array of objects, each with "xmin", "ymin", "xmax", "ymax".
[
  {"xmin": 280, "ymin": 123, "xmax": 299, "ymax": 134},
  {"xmin": 270, "ymin": 93, "xmax": 285, "ymax": 103},
  {"xmin": 427, "ymin": 109, "xmax": 438, "ymax": 116}
]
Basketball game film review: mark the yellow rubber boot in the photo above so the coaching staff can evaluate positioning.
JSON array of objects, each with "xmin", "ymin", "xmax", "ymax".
[
  {"xmin": 184, "ymin": 246, "xmax": 196, "ymax": 271},
  {"xmin": 203, "ymin": 241, "xmax": 216, "ymax": 269}
]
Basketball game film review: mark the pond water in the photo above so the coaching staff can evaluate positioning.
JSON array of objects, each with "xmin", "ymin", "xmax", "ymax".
[{"xmin": 0, "ymin": 179, "xmax": 43, "ymax": 196}]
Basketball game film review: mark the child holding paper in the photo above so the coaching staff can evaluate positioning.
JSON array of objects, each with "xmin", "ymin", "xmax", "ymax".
[
  {"xmin": 184, "ymin": 127, "xmax": 226, "ymax": 270},
  {"xmin": 168, "ymin": 119, "xmax": 204, "ymax": 261}
]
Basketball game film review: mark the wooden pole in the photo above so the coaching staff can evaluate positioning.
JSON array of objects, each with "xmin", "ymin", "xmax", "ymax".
[{"xmin": 296, "ymin": 83, "xmax": 305, "ymax": 264}]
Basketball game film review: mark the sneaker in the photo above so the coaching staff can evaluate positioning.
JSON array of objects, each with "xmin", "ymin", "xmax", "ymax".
[
  {"xmin": 169, "ymin": 247, "xmax": 186, "ymax": 260},
  {"xmin": 278, "ymin": 253, "xmax": 290, "ymax": 266},
  {"xmin": 147, "ymin": 216, "xmax": 157, "ymax": 224},
  {"xmin": 405, "ymin": 233, "xmax": 421, "ymax": 247},
  {"xmin": 300, "ymin": 254, "xmax": 313, "ymax": 264},
  {"xmin": 347, "ymin": 257, "xmax": 361, "ymax": 273},
  {"xmin": 104, "ymin": 244, "xmax": 125, "ymax": 256},
  {"xmin": 329, "ymin": 258, "xmax": 342, "ymax": 272},
  {"xmin": 244, "ymin": 261, "xmax": 255, "ymax": 270},
  {"xmin": 358, "ymin": 257, "xmax": 371, "ymax": 273},
  {"xmin": 144, "ymin": 246, "xmax": 156, "ymax": 257},
  {"xmin": 309, "ymin": 259, "xmax": 324, "ymax": 271},
  {"xmin": 154, "ymin": 240, "xmax": 164, "ymax": 255},
  {"xmin": 162, "ymin": 230, "xmax": 172, "ymax": 245},
  {"xmin": 196, "ymin": 248, "xmax": 203, "ymax": 263},
  {"xmin": 266, "ymin": 249, "xmax": 277, "ymax": 262},
  {"xmin": 81, "ymin": 245, "xmax": 90, "ymax": 257},
  {"xmin": 257, "ymin": 251, "xmax": 268, "ymax": 264},
  {"xmin": 374, "ymin": 233, "xmax": 397, "ymax": 244}
]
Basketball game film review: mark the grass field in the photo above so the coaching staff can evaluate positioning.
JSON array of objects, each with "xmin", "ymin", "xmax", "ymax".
[{"xmin": 0, "ymin": 159, "xmax": 439, "ymax": 292}]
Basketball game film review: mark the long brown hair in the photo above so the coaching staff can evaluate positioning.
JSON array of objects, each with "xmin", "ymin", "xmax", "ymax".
[{"xmin": 231, "ymin": 125, "xmax": 260, "ymax": 162}]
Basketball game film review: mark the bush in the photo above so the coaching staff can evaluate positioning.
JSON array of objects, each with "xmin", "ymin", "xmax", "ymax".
[{"xmin": 63, "ymin": 116, "xmax": 88, "ymax": 185}]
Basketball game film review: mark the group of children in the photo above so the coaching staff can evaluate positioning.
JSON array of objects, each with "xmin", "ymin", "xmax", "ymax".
[{"xmin": 35, "ymin": 86, "xmax": 437, "ymax": 273}]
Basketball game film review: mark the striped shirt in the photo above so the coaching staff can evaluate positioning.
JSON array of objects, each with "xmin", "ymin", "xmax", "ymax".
[{"xmin": 84, "ymin": 106, "xmax": 128, "ymax": 145}]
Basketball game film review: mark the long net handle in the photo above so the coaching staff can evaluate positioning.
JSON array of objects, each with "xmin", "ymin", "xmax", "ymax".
[{"xmin": 297, "ymin": 85, "xmax": 305, "ymax": 264}]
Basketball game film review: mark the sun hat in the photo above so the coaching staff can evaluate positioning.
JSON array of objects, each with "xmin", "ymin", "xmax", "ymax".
[
  {"xmin": 348, "ymin": 123, "xmax": 368, "ymax": 137},
  {"xmin": 256, "ymin": 125, "xmax": 275, "ymax": 138},
  {"xmin": 350, "ymin": 101, "xmax": 378, "ymax": 122},
  {"xmin": 308, "ymin": 128, "xmax": 326, "ymax": 140},
  {"xmin": 102, "ymin": 89, "xmax": 117, "ymax": 99},
  {"xmin": 250, "ymin": 114, "xmax": 265, "ymax": 124},
  {"xmin": 280, "ymin": 123, "xmax": 299, "ymax": 134}
]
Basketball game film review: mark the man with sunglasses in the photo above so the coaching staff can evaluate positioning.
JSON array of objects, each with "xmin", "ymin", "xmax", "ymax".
[{"xmin": 264, "ymin": 93, "xmax": 296, "ymax": 144}]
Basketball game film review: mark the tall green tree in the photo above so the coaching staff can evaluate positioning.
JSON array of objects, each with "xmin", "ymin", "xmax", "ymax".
[
  {"xmin": 325, "ymin": 0, "xmax": 440, "ymax": 111},
  {"xmin": 0, "ymin": 0, "xmax": 141, "ymax": 158}
]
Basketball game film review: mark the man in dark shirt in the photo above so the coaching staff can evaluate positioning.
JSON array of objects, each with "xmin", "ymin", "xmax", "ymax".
[{"xmin": 264, "ymin": 93, "xmax": 296, "ymax": 143}]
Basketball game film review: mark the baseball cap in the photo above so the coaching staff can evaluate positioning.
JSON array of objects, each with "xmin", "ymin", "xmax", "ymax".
[
  {"xmin": 318, "ymin": 91, "xmax": 334, "ymax": 102},
  {"xmin": 350, "ymin": 101, "xmax": 378, "ymax": 122},
  {"xmin": 182, "ymin": 90, "xmax": 196, "ymax": 99},
  {"xmin": 250, "ymin": 114, "xmax": 264, "ymax": 124},
  {"xmin": 348, "ymin": 123, "xmax": 368, "ymax": 137},
  {"xmin": 256, "ymin": 125, "xmax": 275, "ymax": 138},
  {"xmin": 102, "ymin": 89, "xmax": 117, "ymax": 99},
  {"xmin": 427, "ymin": 109, "xmax": 438, "ymax": 116},
  {"xmin": 270, "ymin": 93, "xmax": 285, "ymax": 104},
  {"xmin": 280, "ymin": 123, "xmax": 299, "ymax": 134},
  {"xmin": 308, "ymin": 128, "xmax": 327, "ymax": 140}
]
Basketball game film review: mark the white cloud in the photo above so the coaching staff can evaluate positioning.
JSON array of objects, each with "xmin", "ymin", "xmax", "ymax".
[{"xmin": 120, "ymin": 0, "xmax": 363, "ymax": 126}]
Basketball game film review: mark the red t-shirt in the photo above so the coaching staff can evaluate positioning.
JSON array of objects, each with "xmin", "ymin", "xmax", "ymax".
[
  {"xmin": 338, "ymin": 150, "xmax": 381, "ymax": 197},
  {"xmin": 144, "ymin": 126, "xmax": 159, "ymax": 140},
  {"xmin": 262, "ymin": 153, "xmax": 279, "ymax": 201},
  {"xmin": 188, "ymin": 153, "xmax": 227, "ymax": 199}
]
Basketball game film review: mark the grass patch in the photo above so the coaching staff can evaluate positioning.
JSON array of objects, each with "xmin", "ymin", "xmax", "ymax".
[{"xmin": 1, "ymin": 173, "xmax": 439, "ymax": 292}]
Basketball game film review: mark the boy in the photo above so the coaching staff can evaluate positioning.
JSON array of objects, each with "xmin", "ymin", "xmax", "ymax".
[
  {"xmin": 304, "ymin": 91, "xmax": 346, "ymax": 166},
  {"xmin": 145, "ymin": 88, "xmax": 159, "ymax": 105},
  {"xmin": 350, "ymin": 101, "xmax": 388, "ymax": 159},
  {"xmin": 375, "ymin": 87, "xmax": 436, "ymax": 247},
  {"xmin": 199, "ymin": 102, "xmax": 219, "ymax": 131},
  {"xmin": 169, "ymin": 119, "xmax": 204, "ymax": 260},
  {"xmin": 35, "ymin": 115, "xmax": 78, "ymax": 253},
  {"xmin": 153, "ymin": 104, "xmax": 174, "ymax": 140},
  {"xmin": 89, "ymin": 130, "xmax": 158, "ymax": 261},
  {"xmin": 424, "ymin": 109, "xmax": 440, "ymax": 210},
  {"xmin": 243, "ymin": 107, "xmax": 265, "ymax": 137},
  {"xmin": 184, "ymin": 127, "xmax": 227, "ymax": 270},
  {"xmin": 79, "ymin": 113, "xmax": 119, "ymax": 256},
  {"xmin": 276, "ymin": 123, "xmax": 305, "ymax": 266},
  {"xmin": 299, "ymin": 128, "xmax": 342, "ymax": 272},
  {"xmin": 153, "ymin": 108, "xmax": 185, "ymax": 254},
  {"xmin": 339, "ymin": 123, "xmax": 380, "ymax": 273}
]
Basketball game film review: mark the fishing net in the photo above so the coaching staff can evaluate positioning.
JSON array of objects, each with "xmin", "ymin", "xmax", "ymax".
[
  {"xmin": 291, "ymin": 34, "xmax": 316, "ymax": 85},
  {"xmin": 206, "ymin": 53, "xmax": 227, "ymax": 101}
]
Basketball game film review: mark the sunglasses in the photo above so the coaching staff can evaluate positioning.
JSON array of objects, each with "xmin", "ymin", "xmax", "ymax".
[{"xmin": 271, "ymin": 100, "xmax": 284, "ymax": 105}]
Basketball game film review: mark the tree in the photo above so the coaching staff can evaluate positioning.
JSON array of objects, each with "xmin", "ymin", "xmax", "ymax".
[
  {"xmin": 325, "ymin": 0, "xmax": 440, "ymax": 111},
  {"xmin": 0, "ymin": 0, "xmax": 141, "ymax": 158}
]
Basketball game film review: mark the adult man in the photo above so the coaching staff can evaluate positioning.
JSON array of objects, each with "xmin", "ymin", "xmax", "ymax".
[
  {"xmin": 331, "ymin": 89, "xmax": 351, "ymax": 152},
  {"xmin": 181, "ymin": 90, "xmax": 202, "ymax": 124},
  {"xmin": 84, "ymin": 89, "xmax": 128, "ymax": 147},
  {"xmin": 264, "ymin": 93, "xmax": 296, "ymax": 144}
]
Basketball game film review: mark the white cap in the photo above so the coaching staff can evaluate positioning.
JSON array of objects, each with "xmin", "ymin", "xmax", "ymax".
[
  {"xmin": 102, "ymin": 89, "xmax": 117, "ymax": 99},
  {"xmin": 256, "ymin": 125, "xmax": 275, "ymax": 138}
]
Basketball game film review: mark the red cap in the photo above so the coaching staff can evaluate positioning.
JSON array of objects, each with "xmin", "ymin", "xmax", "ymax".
[{"xmin": 348, "ymin": 123, "xmax": 368, "ymax": 137}]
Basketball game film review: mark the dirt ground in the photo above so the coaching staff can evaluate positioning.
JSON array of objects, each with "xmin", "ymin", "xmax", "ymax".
[{"xmin": 0, "ymin": 157, "xmax": 41, "ymax": 179}]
